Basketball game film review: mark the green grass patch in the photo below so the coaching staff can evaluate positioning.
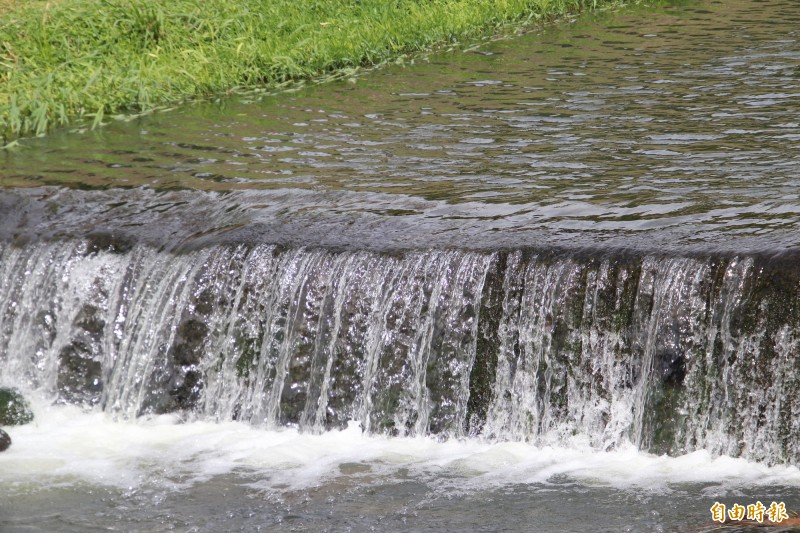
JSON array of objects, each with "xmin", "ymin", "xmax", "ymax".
[{"xmin": 1, "ymin": 0, "xmax": 626, "ymax": 144}]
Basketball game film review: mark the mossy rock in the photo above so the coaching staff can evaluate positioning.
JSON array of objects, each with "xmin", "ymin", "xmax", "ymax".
[
  {"xmin": 0, "ymin": 428, "xmax": 10, "ymax": 452},
  {"xmin": 0, "ymin": 388, "xmax": 34, "ymax": 426}
]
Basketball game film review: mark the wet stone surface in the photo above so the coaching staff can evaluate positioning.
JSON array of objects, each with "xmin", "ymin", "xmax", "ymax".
[
  {"xmin": 0, "ymin": 388, "xmax": 34, "ymax": 426},
  {"xmin": 0, "ymin": 428, "xmax": 9, "ymax": 452}
]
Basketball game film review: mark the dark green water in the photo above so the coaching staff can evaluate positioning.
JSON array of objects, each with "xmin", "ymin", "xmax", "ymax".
[{"xmin": 1, "ymin": 0, "xmax": 799, "ymax": 253}]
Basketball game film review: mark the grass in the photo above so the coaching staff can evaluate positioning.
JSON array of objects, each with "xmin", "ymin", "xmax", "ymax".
[{"xmin": 1, "ymin": 0, "xmax": 626, "ymax": 145}]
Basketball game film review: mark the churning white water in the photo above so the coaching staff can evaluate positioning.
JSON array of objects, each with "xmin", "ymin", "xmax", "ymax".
[{"xmin": 4, "ymin": 397, "xmax": 800, "ymax": 498}]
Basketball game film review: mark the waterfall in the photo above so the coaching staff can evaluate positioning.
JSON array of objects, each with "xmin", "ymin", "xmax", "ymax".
[{"xmin": 1, "ymin": 239, "xmax": 798, "ymax": 464}]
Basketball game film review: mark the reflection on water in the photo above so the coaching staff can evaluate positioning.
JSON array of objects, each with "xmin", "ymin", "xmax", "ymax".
[{"xmin": 1, "ymin": 0, "xmax": 799, "ymax": 252}]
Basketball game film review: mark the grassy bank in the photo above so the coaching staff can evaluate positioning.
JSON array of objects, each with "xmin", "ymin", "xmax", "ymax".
[{"xmin": 1, "ymin": 0, "xmax": 621, "ymax": 144}]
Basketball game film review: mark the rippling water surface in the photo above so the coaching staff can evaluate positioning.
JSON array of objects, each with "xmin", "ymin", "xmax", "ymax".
[{"xmin": 2, "ymin": 0, "xmax": 799, "ymax": 252}]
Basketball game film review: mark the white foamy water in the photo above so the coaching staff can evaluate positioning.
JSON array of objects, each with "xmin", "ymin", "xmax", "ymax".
[{"xmin": 4, "ymin": 399, "xmax": 800, "ymax": 500}]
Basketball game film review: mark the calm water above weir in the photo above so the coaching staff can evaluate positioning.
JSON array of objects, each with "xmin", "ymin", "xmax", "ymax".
[
  {"xmin": 3, "ymin": 0, "xmax": 800, "ymax": 532},
  {"xmin": 1, "ymin": 0, "xmax": 799, "ymax": 252}
]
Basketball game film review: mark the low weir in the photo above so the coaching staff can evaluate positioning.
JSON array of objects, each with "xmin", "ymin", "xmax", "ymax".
[
  {"xmin": 2, "ymin": 239, "xmax": 798, "ymax": 465},
  {"xmin": 2, "ymin": 0, "xmax": 800, "ymax": 527}
]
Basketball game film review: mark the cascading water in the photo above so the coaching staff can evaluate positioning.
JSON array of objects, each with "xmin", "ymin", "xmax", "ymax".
[
  {"xmin": 3, "ymin": 0, "xmax": 800, "ymax": 529},
  {"xmin": 2, "ymin": 239, "xmax": 797, "ymax": 465}
]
